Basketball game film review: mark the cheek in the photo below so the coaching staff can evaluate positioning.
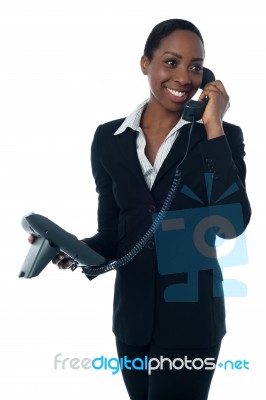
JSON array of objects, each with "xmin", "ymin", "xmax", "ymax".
[
  {"xmin": 148, "ymin": 67, "xmax": 169, "ymax": 87},
  {"xmin": 191, "ymin": 75, "xmax": 203, "ymax": 90}
]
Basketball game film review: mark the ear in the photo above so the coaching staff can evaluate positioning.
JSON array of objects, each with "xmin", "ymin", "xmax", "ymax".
[{"xmin": 140, "ymin": 55, "xmax": 149, "ymax": 75}]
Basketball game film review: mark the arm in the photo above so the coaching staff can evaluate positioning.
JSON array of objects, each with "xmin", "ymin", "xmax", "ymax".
[
  {"xmin": 198, "ymin": 124, "xmax": 251, "ymax": 235},
  {"xmin": 197, "ymin": 78, "xmax": 251, "ymax": 232},
  {"xmin": 82, "ymin": 124, "xmax": 120, "ymax": 259}
]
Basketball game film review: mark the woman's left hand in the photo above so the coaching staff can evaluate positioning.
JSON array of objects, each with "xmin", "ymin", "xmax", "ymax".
[{"xmin": 199, "ymin": 80, "xmax": 230, "ymax": 139}]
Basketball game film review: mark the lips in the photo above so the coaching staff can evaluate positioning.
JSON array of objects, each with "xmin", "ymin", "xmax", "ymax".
[
  {"xmin": 166, "ymin": 88, "xmax": 186, "ymax": 97},
  {"xmin": 165, "ymin": 87, "xmax": 189, "ymax": 102}
]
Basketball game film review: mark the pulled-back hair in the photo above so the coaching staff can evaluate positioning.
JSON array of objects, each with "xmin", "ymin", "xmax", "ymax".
[{"xmin": 143, "ymin": 19, "xmax": 204, "ymax": 61}]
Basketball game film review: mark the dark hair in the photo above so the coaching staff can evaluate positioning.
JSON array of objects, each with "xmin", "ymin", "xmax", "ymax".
[{"xmin": 143, "ymin": 19, "xmax": 204, "ymax": 61}]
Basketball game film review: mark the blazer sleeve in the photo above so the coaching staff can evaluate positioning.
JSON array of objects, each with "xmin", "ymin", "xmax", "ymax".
[
  {"xmin": 197, "ymin": 123, "xmax": 251, "ymax": 234},
  {"xmin": 82, "ymin": 124, "xmax": 120, "ymax": 260}
]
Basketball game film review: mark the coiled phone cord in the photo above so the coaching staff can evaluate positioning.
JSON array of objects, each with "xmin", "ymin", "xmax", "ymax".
[{"xmin": 80, "ymin": 120, "xmax": 195, "ymax": 276}]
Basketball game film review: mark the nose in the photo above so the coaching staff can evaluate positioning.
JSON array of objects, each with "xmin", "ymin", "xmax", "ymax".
[{"xmin": 173, "ymin": 67, "xmax": 191, "ymax": 86}]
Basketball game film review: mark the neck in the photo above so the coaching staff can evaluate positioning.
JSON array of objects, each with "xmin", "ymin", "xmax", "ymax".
[{"xmin": 141, "ymin": 99, "xmax": 183, "ymax": 131}]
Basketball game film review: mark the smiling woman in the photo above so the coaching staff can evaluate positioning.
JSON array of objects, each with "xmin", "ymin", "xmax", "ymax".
[
  {"xmin": 140, "ymin": 28, "xmax": 205, "ymax": 165},
  {"xmin": 49, "ymin": 18, "xmax": 251, "ymax": 400}
]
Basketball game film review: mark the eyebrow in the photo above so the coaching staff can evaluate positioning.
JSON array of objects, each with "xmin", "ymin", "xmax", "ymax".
[{"xmin": 162, "ymin": 51, "xmax": 204, "ymax": 62}]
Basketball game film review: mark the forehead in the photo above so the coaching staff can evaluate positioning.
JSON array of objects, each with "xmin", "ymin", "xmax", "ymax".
[{"xmin": 155, "ymin": 29, "xmax": 204, "ymax": 59}]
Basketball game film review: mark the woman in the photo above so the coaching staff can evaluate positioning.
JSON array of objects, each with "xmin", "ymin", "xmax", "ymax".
[{"xmin": 30, "ymin": 19, "xmax": 251, "ymax": 399}]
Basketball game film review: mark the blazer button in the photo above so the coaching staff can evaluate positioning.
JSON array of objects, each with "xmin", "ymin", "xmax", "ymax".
[
  {"xmin": 147, "ymin": 241, "xmax": 155, "ymax": 250},
  {"xmin": 148, "ymin": 205, "xmax": 156, "ymax": 213}
]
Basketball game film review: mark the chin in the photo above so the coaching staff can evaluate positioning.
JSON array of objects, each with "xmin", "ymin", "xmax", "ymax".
[{"xmin": 167, "ymin": 103, "xmax": 186, "ymax": 114}]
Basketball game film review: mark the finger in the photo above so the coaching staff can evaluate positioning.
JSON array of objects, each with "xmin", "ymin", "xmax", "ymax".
[
  {"xmin": 204, "ymin": 79, "xmax": 224, "ymax": 89},
  {"xmin": 52, "ymin": 252, "xmax": 67, "ymax": 265},
  {"xmin": 204, "ymin": 80, "xmax": 229, "ymax": 97},
  {"xmin": 199, "ymin": 85, "xmax": 229, "ymax": 105},
  {"xmin": 28, "ymin": 234, "xmax": 36, "ymax": 244},
  {"xmin": 212, "ymin": 79, "xmax": 227, "ymax": 92},
  {"xmin": 58, "ymin": 257, "xmax": 75, "ymax": 270}
]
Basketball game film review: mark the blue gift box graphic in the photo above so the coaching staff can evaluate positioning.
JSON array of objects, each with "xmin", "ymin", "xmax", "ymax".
[{"xmin": 152, "ymin": 175, "xmax": 248, "ymax": 302}]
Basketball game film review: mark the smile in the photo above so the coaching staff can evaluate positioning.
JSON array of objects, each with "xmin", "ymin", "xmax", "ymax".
[{"xmin": 166, "ymin": 88, "xmax": 186, "ymax": 97}]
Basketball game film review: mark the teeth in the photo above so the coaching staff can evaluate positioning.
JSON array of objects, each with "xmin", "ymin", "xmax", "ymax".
[{"xmin": 167, "ymin": 88, "xmax": 185, "ymax": 97}]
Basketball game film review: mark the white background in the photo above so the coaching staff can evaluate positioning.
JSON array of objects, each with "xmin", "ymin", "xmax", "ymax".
[{"xmin": 0, "ymin": 0, "xmax": 264, "ymax": 398}]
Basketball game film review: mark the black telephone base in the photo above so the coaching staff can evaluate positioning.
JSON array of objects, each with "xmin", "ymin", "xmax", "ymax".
[{"xmin": 19, "ymin": 213, "xmax": 106, "ymax": 279}]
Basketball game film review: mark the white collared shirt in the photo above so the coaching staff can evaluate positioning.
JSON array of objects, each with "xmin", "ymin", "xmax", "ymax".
[{"xmin": 114, "ymin": 100, "xmax": 191, "ymax": 189}]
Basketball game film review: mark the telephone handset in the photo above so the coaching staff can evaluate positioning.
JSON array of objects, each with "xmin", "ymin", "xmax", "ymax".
[{"xmin": 182, "ymin": 67, "xmax": 215, "ymax": 122}]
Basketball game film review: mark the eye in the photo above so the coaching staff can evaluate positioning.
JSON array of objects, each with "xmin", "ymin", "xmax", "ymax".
[
  {"xmin": 191, "ymin": 64, "xmax": 203, "ymax": 73},
  {"xmin": 164, "ymin": 59, "xmax": 178, "ymax": 67}
]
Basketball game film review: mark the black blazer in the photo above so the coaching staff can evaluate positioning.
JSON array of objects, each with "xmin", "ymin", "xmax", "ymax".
[{"xmin": 83, "ymin": 119, "xmax": 251, "ymax": 348}]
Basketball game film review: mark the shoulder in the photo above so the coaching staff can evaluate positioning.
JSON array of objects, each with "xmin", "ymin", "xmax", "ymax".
[
  {"xmin": 91, "ymin": 118, "xmax": 127, "ymax": 156},
  {"xmin": 222, "ymin": 121, "xmax": 243, "ymax": 135},
  {"xmin": 95, "ymin": 118, "xmax": 126, "ymax": 137}
]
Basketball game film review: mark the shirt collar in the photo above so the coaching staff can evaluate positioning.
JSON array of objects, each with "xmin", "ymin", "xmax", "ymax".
[{"xmin": 114, "ymin": 99, "xmax": 192, "ymax": 136}]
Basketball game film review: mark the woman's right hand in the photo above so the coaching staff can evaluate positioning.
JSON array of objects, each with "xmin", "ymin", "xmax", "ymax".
[{"xmin": 28, "ymin": 234, "xmax": 75, "ymax": 270}]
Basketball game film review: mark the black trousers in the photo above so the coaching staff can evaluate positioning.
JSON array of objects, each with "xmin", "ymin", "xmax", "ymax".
[{"xmin": 116, "ymin": 338, "xmax": 221, "ymax": 400}]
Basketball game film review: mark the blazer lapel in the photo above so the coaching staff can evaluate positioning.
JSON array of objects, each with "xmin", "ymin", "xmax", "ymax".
[
  {"xmin": 114, "ymin": 127, "xmax": 150, "ymax": 189},
  {"xmin": 114, "ymin": 123, "xmax": 207, "ymax": 192},
  {"xmin": 152, "ymin": 122, "xmax": 207, "ymax": 188}
]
